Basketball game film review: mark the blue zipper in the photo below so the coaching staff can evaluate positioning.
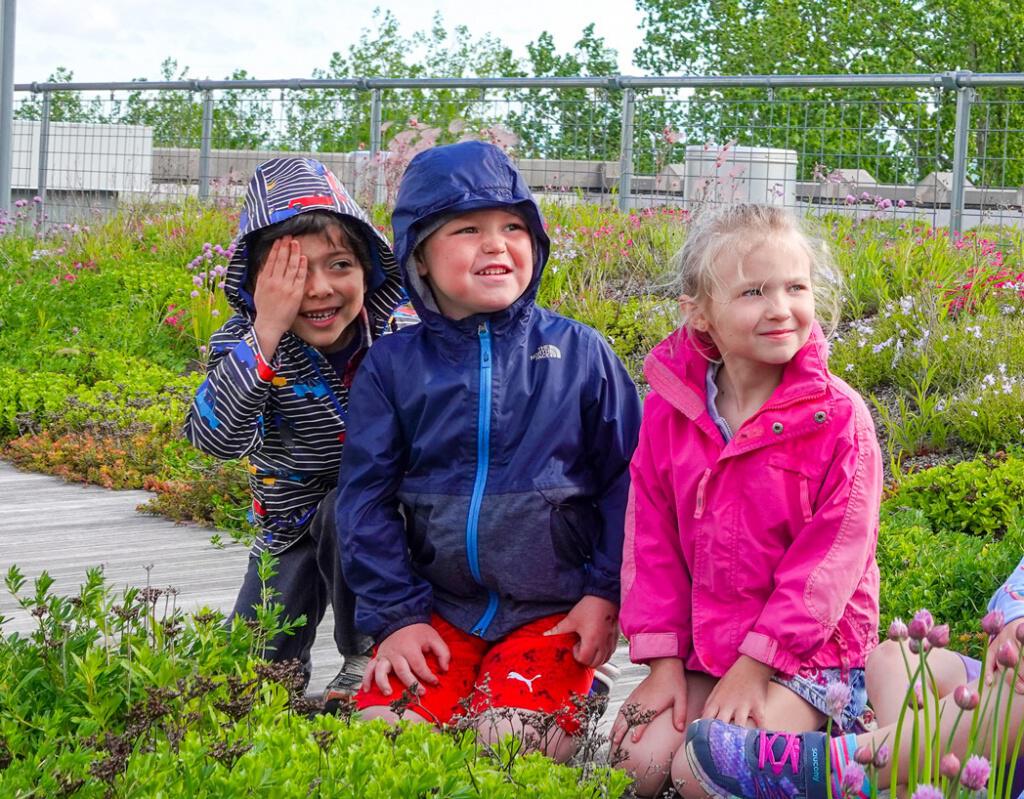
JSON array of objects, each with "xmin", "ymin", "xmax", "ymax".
[
  {"xmin": 303, "ymin": 345, "xmax": 347, "ymax": 422},
  {"xmin": 468, "ymin": 322, "xmax": 499, "ymax": 636}
]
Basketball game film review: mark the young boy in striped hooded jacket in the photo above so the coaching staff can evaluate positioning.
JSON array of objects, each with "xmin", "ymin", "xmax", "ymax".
[{"xmin": 184, "ymin": 157, "xmax": 404, "ymax": 703}]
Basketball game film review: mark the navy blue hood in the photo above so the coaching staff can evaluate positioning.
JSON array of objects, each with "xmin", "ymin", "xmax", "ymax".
[{"xmin": 391, "ymin": 141, "xmax": 551, "ymax": 330}]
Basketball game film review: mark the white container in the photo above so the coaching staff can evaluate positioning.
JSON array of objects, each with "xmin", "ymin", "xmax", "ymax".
[
  {"xmin": 683, "ymin": 144, "xmax": 798, "ymax": 207},
  {"xmin": 13, "ymin": 120, "xmax": 153, "ymax": 193}
]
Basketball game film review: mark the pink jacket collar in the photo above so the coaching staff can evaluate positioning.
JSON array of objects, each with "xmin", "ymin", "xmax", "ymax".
[{"xmin": 644, "ymin": 322, "xmax": 832, "ymax": 419}]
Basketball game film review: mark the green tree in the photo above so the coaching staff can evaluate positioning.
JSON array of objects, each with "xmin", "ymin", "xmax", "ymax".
[
  {"xmin": 14, "ymin": 67, "xmax": 107, "ymax": 123},
  {"xmin": 633, "ymin": 0, "xmax": 1024, "ymax": 185},
  {"xmin": 282, "ymin": 9, "xmax": 523, "ymax": 153},
  {"xmin": 508, "ymin": 25, "xmax": 622, "ymax": 162},
  {"xmin": 111, "ymin": 59, "xmax": 272, "ymax": 149}
]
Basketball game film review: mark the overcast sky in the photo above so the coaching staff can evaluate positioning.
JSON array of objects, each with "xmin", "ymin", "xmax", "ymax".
[{"xmin": 13, "ymin": 1, "xmax": 647, "ymax": 84}]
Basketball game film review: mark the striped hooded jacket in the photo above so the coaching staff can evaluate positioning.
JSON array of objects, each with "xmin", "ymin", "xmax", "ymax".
[
  {"xmin": 184, "ymin": 158, "xmax": 404, "ymax": 555},
  {"xmin": 336, "ymin": 142, "xmax": 642, "ymax": 642}
]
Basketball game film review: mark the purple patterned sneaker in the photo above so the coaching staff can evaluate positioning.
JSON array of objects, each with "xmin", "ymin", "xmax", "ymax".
[{"xmin": 685, "ymin": 719, "xmax": 831, "ymax": 799}]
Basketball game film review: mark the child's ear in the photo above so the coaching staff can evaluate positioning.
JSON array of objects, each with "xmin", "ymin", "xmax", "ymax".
[
  {"xmin": 414, "ymin": 255, "xmax": 429, "ymax": 279},
  {"xmin": 679, "ymin": 294, "xmax": 708, "ymax": 332}
]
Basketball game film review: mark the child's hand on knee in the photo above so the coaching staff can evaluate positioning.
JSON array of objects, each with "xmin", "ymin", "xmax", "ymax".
[
  {"xmin": 702, "ymin": 654, "xmax": 774, "ymax": 727},
  {"xmin": 986, "ymin": 617, "xmax": 1024, "ymax": 693},
  {"xmin": 543, "ymin": 595, "xmax": 619, "ymax": 667},
  {"xmin": 363, "ymin": 623, "xmax": 450, "ymax": 696},
  {"xmin": 610, "ymin": 657, "xmax": 687, "ymax": 748}
]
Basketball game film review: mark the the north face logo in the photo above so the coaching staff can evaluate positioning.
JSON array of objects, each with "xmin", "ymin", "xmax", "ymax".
[{"xmin": 530, "ymin": 345, "xmax": 562, "ymax": 361}]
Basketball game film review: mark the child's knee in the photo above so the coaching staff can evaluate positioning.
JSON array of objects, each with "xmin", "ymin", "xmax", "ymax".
[
  {"xmin": 612, "ymin": 711, "xmax": 684, "ymax": 797},
  {"xmin": 474, "ymin": 707, "xmax": 578, "ymax": 762},
  {"xmin": 867, "ymin": 639, "xmax": 907, "ymax": 674},
  {"xmin": 357, "ymin": 705, "xmax": 431, "ymax": 725}
]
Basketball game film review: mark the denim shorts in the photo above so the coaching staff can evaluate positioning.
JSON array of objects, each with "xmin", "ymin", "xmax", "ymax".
[{"xmin": 770, "ymin": 667, "xmax": 868, "ymax": 733}]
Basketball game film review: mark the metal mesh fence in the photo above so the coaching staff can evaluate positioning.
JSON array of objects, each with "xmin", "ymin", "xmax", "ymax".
[{"xmin": 5, "ymin": 74, "xmax": 1024, "ymax": 231}]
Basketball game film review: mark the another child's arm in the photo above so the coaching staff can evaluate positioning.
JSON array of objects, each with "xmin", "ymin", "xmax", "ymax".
[
  {"xmin": 737, "ymin": 411, "xmax": 882, "ymax": 678},
  {"xmin": 548, "ymin": 337, "xmax": 642, "ymax": 666},
  {"xmin": 984, "ymin": 554, "xmax": 1024, "ymax": 691},
  {"xmin": 616, "ymin": 396, "xmax": 693, "ymax": 741},
  {"xmin": 336, "ymin": 345, "xmax": 443, "ymax": 692}
]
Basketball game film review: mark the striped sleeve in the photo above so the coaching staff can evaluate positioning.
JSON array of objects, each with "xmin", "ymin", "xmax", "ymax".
[{"xmin": 184, "ymin": 316, "xmax": 278, "ymax": 460}]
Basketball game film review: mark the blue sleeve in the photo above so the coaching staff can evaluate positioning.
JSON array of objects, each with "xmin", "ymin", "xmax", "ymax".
[
  {"xmin": 988, "ymin": 553, "xmax": 1024, "ymax": 624},
  {"xmin": 335, "ymin": 345, "xmax": 433, "ymax": 641},
  {"xmin": 183, "ymin": 316, "xmax": 273, "ymax": 460},
  {"xmin": 580, "ymin": 334, "xmax": 642, "ymax": 604}
]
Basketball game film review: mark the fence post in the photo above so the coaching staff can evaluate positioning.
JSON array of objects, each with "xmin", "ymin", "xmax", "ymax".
[
  {"xmin": 949, "ymin": 71, "xmax": 973, "ymax": 236},
  {"xmin": 0, "ymin": 0, "xmax": 17, "ymax": 215},
  {"xmin": 198, "ymin": 89, "xmax": 214, "ymax": 201},
  {"xmin": 35, "ymin": 89, "xmax": 49, "ymax": 224},
  {"xmin": 369, "ymin": 88, "xmax": 382, "ymax": 157},
  {"xmin": 617, "ymin": 87, "xmax": 636, "ymax": 213}
]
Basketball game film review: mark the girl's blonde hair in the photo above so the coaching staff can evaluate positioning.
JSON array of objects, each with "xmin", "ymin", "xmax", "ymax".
[{"xmin": 672, "ymin": 203, "xmax": 842, "ymax": 337}]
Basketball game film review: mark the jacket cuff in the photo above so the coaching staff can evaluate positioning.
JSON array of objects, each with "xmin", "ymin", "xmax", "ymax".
[
  {"xmin": 583, "ymin": 581, "xmax": 620, "ymax": 606},
  {"xmin": 375, "ymin": 612, "xmax": 434, "ymax": 644},
  {"xmin": 739, "ymin": 630, "xmax": 801, "ymax": 676},
  {"xmin": 629, "ymin": 632, "xmax": 685, "ymax": 663}
]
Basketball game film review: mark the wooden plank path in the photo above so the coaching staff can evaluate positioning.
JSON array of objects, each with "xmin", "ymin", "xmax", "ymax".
[{"xmin": 0, "ymin": 460, "xmax": 647, "ymax": 723}]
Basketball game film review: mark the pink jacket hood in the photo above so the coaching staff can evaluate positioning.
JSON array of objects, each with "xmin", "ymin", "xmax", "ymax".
[{"xmin": 620, "ymin": 323, "xmax": 882, "ymax": 677}]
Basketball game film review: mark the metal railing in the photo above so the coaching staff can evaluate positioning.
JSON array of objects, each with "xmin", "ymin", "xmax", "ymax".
[{"xmin": 4, "ymin": 72, "xmax": 1024, "ymax": 231}]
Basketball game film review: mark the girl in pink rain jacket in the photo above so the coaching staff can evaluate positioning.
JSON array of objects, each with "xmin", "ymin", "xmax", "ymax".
[{"xmin": 611, "ymin": 204, "xmax": 882, "ymax": 799}]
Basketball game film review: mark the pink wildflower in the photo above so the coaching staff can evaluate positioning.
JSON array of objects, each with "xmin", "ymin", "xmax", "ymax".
[{"xmin": 960, "ymin": 755, "xmax": 990, "ymax": 791}]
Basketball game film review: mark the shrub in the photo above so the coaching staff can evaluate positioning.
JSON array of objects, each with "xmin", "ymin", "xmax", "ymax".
[
  {"xmin": 888, "ymin": 451, "xmax": 1024, "ymax": 537},
  {"xmin": 0, "ymin": 564, "xmax": 630, "ymax": 797}
]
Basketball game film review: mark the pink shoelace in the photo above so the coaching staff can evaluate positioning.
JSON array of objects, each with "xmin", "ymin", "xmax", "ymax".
[{"xmin": 758, "ymin": 730, "xmax": 801, "ymax": 776}]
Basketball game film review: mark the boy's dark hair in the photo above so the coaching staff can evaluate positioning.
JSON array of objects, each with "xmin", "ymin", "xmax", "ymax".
[{"xmin": 246, "ymin": 210, "xmax": 373, "ymax": 281}]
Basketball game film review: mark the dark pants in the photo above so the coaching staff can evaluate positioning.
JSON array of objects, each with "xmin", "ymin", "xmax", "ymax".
[{"xmin": 230, "ymin": 489, "xmax": 371, "ymax": 671}]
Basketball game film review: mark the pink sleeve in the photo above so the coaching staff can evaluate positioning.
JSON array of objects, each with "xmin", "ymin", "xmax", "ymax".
[
  {"xmin": 739, "ymin": 409, "xmax": 882, "ymax": 675},
  {"xmin": 620, "ymin": 403, "xmax": 693, "ymax": 663}
]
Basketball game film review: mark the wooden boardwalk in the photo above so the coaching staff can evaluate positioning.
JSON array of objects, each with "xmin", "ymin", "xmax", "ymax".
[{"xmin": 0, "ymin": 460, "xmax": 646, "ymax": 720}]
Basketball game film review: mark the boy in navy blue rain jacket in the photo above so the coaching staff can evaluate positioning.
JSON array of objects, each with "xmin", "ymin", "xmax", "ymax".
[
  {"xmin": 184, "ymin": 158, "xmax": 404, "ymax": 700},
  {"xmin": 336, "ymin": 141, "xmax": 641, "ymax": 758}
]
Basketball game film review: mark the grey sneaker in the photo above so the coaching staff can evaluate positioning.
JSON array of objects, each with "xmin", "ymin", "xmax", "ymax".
[
  {"xmin": 323, "ymin": 653, "xmax": 371, "ymax": 712},
  {"xmin": 589, "ymin": 661, "xmax": 621, "ymax": 717}
]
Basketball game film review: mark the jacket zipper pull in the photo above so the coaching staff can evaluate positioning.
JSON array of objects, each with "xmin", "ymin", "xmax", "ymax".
[{"xmin": 694, "ymin": 468, "xmax": 712, "ymax": 519}]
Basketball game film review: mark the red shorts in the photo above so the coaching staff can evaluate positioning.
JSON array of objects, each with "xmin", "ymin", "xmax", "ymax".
[{"xmin": 355, "ymin": 613, "xmax": 594, "ymax": 734}]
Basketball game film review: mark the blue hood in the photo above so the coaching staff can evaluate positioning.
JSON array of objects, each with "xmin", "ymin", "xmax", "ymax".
[{"xmin": 391, "ymin": 141, "xmax": 551, "ymax": 331}]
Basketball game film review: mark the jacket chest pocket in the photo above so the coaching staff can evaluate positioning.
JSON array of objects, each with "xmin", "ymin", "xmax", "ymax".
[{"xmin": 761, "ymin": 455, "xmax": 815, "ymax": 536}]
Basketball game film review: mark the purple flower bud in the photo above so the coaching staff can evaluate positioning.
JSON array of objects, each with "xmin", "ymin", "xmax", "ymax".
[
  {"xmin": 960, "ymin": 755, "xmax": 990, "ymax": 791},
  {"xmin": 996, "ymin": 640, "xmax": 1019, "ymax": 669},
  {"xmin": 909, "ymin": 784, "xmax": 942, "ymax": 799},
  {"xmin": 845, "ymin": 194, "xmax": 857, "ymax": 204},
  {"xmin": 908, "ymin": 637, "xmax": 930, "ymax": 655},
  {"xmin": 824, "ymin": 680, "xmax": 852, "ymax": 719},
  {"xmin": 888, "ymin": 618, "xmax": 908, "ymax": 641},
  {"xmin": 873, "ymin": 745, "xmax": 891, "ymax": 768},
  {"xmin": 940, "ymin": 752, "xmax": 961, "ymax": 780},
  {"xmin": 1016, "ymin": 623, "xmax": 1024, "ymax": 646},
  {"xmin": 841, "ymin": 762, "xmax": 866, "ymax": 797},
  {"xmin": 897, "ymin": 199, "xmax": 907, "ymax": 208},
  {"xmin": 954, "ymin": 684, "xmax": 979, "ymax": 710},
  {"xmin": 981, "ymin": 610, "xmax": 1005, "ymax": 636},
  {"xmin": 927, "ymin": 624, "xmax": 950, "ymax": 648},
  {"xmin": 190, "ymin": 290, "xmax": 200, "ymax": 298},
  {"xmin": 909, "ymin": 609, "xmax": 934, "ymax": 639},
  {"xmin": 853, "ymin": 745, "xmax": 874, "ymax": 765}
]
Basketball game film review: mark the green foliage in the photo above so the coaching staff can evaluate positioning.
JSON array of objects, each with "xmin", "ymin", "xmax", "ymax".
[
  {"xmin": 888, "ymin": 452, "xmax": 1024, "ymax": 537},
  {"xmin": 0, "ymin": 567, "xmax": 630, "ymax": 797},
  {"xmin": 876, "ymin": 506, "xmax": 1023, "ymax": 656},
  {"xmin": 634, "ymin": 0, "xmax": 1024, "ymax": 185}
]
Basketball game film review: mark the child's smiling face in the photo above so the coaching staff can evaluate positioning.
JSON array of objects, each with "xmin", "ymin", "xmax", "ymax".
[
  {"xmin": 693, "ymin": 230, "xmax": 816, "ymax": 373},
  {"xmin": 283, "ymin": 230, "xmax": 366, "ymax": 352},
  {"xmin": 416, "ymin": 208, "xmax": 533, "ymax": 320}
]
